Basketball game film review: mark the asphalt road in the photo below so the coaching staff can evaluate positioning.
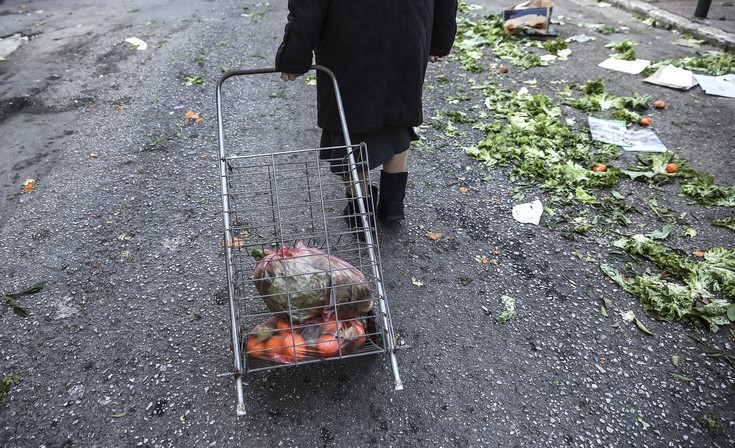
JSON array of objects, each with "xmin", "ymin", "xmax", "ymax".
[{"xmin": 1, "ymin": 0, "xmax": 734, "ymax": 447}]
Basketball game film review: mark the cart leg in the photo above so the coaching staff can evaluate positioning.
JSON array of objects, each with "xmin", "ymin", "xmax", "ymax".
[
  {"xmin": 389, "ymin": 350, "xmax": 404, "ymax": 391},
  {"xmin": 375, "ymin": 298, "xmax": 404, "ymax": 391},
  {"xmin": 235, "ymin": 376, "xmax": 246, "ymax": 416}
]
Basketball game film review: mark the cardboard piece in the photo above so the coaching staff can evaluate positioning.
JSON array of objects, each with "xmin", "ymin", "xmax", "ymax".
[
  {"xmin": 643, "ymin": 64, "xmax": 697, "ymax": 90},
  {"xmin": 503, "ymin": 0, "xmax": 554, "ymax": 35}
]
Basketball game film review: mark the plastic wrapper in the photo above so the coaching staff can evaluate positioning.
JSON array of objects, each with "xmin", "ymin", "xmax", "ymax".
[
  {"xmin": 253, "ymin": 242, "xmax": 373, "ymax": 322},
  {"xmin": 246, "ymin": 314, "xmax": 367, "ymax": 363}
]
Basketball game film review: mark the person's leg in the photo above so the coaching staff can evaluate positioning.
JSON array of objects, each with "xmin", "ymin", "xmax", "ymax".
[
  {"xmin": 381, "ymin": 150, "xmax": 409, "ymax": 174},
  {"xmin": 378, "ymin": 149, "xmax": 409, "ymax": 225},
  {"xmin": 342, "ymin": 164, "xmax": 378, "ymax": 238}
]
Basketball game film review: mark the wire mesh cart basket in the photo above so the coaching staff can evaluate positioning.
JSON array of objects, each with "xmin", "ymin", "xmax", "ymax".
[{"xmin": 216, "ymin": 66, "xmax": 403, "ymax": 415}]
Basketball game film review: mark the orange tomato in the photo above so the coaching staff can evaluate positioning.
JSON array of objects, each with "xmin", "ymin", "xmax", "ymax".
[
  {"xmin": 265, "ymin": 335, "xmax": 286, "ymax": 353},
  {"xmin": 316, "ymin": 335, "xmax": 340, "ymax": 358},
  {"xmin": 665, "ymin": 163, "xmax": 678, "ymax": 173},
  {"xmin": 246, "ymin": 337, "xmax": 268, "ymax": 359},
  {"xmin": 275, "ymin": 318, "xmax": 292, "ymax": 335},
  {"xmin": 653, "ymin": 100, "xmax": 666, "ymax": 109},
  {"xmin": 345, "ymin": 323, "xmax": 366, "ymax": 351},
  {"xmin": 281, "ymin": 333, "xmax": 308, "ymax": 361},
  {"xmin": 592, "ymin": 163, "xmax": 607, "ymax": 172},
  {"xmin": 320, "ymin": 318, "xmax": 338, "ymax": 336},
  {"xmin": 640, "ymin": 117, "xmax": 651, "ymax": 126}
]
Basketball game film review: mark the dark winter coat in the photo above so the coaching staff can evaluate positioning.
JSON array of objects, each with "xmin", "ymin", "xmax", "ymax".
[{"xmin": 275, "ymin": 0, "xmax": 458, "ymax": 134}]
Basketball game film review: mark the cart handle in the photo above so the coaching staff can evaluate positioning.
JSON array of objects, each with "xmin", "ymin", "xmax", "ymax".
[
  {"xmin": 216, "ymin": 65, "xmax": 353, "ymax": 151},
  {"xmin": 215, "ymin": 64, "xmax": 375, "ymax": 257}
]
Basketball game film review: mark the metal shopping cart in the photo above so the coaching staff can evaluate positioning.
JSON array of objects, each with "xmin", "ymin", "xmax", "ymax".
[{"xmin": 216, "ymin": 66, "xmax": 403, "ymax": 415}]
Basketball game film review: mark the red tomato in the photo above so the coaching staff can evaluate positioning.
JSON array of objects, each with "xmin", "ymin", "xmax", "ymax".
[{"xmin": 316, "ymin": 335, "xmax": 340, "ymax": 358}]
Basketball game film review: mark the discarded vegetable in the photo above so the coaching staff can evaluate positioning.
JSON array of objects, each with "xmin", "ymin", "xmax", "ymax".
[{"xmin": 253, "ymin": 242, "xmax": 372, "ymax": 323}]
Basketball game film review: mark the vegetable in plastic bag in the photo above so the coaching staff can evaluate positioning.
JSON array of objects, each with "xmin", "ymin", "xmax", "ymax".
[
  {"xmin": 246, "ymin": 314, "xmax": 367, "ymax": 363},
  {"xmin": 253, "ymin": 242, "xmax": 373, "ymax": 322}
]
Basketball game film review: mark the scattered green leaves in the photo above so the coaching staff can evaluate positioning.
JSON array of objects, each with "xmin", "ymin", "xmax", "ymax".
[
  {"xmin": 2, "ymin": 282, "xmax": 45, "ymax": 318},
  {"xmin": 697, "ymin": 412, "xmax": 724, "ymax": 434},
  {"xmin": 496, "ymin": 295, "xmax": 517, "ymax": 324},
  {"xmin": 669, "ymin": 372, "xmax": 693, "ymax": 382},
  {"xmin": 578, "ymin": 23, "xmax": 619, "ymax": 35},
  {"xmin": 689, "ymin": 336, "xmax": 735, "ymax": 371},
  {"xmin": 455, "ymin": 13, "xmax": 557, "ymax": 72},
  {"xmin": 605, "ymin": 39, "xmax": 638, "ymax": 60},
  {"xmin": 603, "ymin": 236, "xmax": 735, "ymax": 331},
  {"xmin": 643, "ymin": 51, "xmax": 735, "ymax": 77},
  {"xmin": 1, "ymin": 375, "xmax": 22, "ymax": 402},
  {"xmin": 712, "ymin": 216, "xmax": 735, "ymax": 231},
  {"xmin": 679, "ymin": 172, "xmax": 735, "ymax": 207},
  {"xmin": 181, "ymin": 75, "xmax": 205, "ymax": 86}
]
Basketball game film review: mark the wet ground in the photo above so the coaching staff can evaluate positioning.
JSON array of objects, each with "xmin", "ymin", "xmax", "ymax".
[{"xmin": 1, "ymin": 0, "xmax": 734, "ymax": 447}]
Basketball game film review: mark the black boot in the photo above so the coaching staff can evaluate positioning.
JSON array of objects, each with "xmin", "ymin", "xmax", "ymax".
[
  {"xmin": 377, "ymin": 171, "xmax": 408, "ymax": 225},
  {"xmin": 344, "ymin": 185, "xmax": 378, "ymax": 238}
]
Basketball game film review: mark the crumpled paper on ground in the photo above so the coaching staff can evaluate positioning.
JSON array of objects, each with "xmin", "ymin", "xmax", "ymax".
[{"xmin": 512, "ymin": 199, "xmax": 544, "ymax": 225}]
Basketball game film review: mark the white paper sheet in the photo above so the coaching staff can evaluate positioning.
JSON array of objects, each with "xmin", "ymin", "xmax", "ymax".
[
  {"xmin": 598, "ymin": 57, "xmax": 650, "ymax": 75},
  {"xmin": 693, "ymin": 74, "xmax": 735, "ymax": 98}
]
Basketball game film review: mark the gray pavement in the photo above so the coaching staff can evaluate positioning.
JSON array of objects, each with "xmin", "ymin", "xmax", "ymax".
[
  {"xmin": 610, "ymin": 0, "xmax": 735, "ymax": 49},
  {"xmin": 1, "ymin": 0, "xmax": 734, "ymax": 447}
]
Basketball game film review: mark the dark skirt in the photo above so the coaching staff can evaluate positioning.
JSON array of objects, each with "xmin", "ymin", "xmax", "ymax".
[{"xmin": 319, "ymin": 126, "xmax": 418, "ymax": 175}]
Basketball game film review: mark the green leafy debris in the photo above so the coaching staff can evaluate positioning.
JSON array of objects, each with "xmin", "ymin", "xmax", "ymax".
[
  {"xmin": 679, "ymin": 172, "xmax": 735, "ymax": 207},
  {"xmin": 455, "ymin": 13, "xmax": 556, "ymax": 71},
  {"xmin": 642, "ymin": 51, "xmax": 735, "ymax": 77},
  {"xmin": 543, "ymin": 37, "xmax": 569, "ymax": 53},
  {"xmin": 181, "ymin": 75, "xmax": 205, "ymax": 86},
  {"xmin": 578, "ymin": 23, "xmax": 619, "ymax": 35},
  {"xmin": 621, "ymin": 152, "xmax": 692, "ymax": 186},
  {"xmin": 689, "ymin": 336, "xmax": 735, "ymax": 371},
  {"xmin": 712, "ymin": 216, "xmax": 735, "ymax": 231},
  {"xmin": 2, "ymin": 281, "xmax": 45, "ymax": 318},
  {"xmin": 1, "ymin": 376, "xmax": 22, "ymax": 402},
  {"xmin": 697, "ymin": 412, "xmax": 724, "ymax": 434},
  {"xmin": 669, "ymin": 372, "xmax": 693, "ymax": 382},
  {"xmin": 603, "ymin": 236, "xmax": 735, "ymax": 331},
  {"xmin": 451, "ymin": 3, "xmax": 734, "ymax": 338},
  {"xmin": 496, "ymin": 295, "xmax": 517, "ymax": 324},
  {"xmin": 605, "ymin": 39, "xmax": 638, "ymax": 60}
]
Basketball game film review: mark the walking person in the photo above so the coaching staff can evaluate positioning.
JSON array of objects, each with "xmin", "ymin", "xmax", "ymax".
[{"xmin": 275, "ymin": 0, "xmax": 458, "ymax": 229}]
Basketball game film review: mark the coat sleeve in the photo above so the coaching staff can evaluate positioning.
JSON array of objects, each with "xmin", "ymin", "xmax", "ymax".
[
  {"xmin": 430, "ymin": 0, "xmax": 458, "ymax": 56},
  {"xmin": 275, "ymin": 0, "xmax": 331, "ymax": 73}
]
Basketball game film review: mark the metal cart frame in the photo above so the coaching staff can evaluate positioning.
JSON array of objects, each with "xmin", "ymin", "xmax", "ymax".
[{"xmin": 216, "ymin": 66, "xmax": 403, "ymax": 416}]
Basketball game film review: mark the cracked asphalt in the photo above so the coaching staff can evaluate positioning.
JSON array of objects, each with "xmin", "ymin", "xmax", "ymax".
[{"xmin": 1, "ymin": 0, "xmax": 733, "ymax": 447}]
